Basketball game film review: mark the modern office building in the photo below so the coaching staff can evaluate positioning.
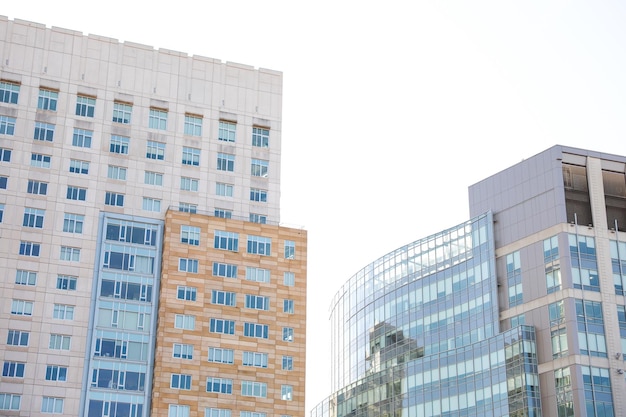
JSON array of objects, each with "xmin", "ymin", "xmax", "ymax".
[
  {"xmin": 311, "ymin": 145, "xmax": 626, "ymax": 417},
  {"xmin": 0, "ymin": 16, "xmax": 306, "ymax": 417}
]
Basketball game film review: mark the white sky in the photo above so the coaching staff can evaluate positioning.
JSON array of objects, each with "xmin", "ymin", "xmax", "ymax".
[{"xmin": 4, "ymin": 0, "xmax": 626, "ymax": 412}]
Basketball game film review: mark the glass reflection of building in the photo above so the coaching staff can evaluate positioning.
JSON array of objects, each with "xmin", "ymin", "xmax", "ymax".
[{"xmin": 312, "ymin": 146, "xmax": 626, "ymax": 417}]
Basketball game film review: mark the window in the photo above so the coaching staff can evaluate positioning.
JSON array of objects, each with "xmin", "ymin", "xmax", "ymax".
[
  {"xmin": 28, "ymin": 180, "xmax": 48, "ymax": 195},
  {"xmin": 219, "ymin": 121, "xmax": 236, "ymax": 142},
  {"xmin": 69, "ymin": 159, "xmax": 89, "ymax": 174},
  {"xmin": 110, "ymin": 135, "xmax": 130, "ymax": 154},
  {"xmin": 242, "ymin": 352, "xmax": 268, "ymax": 368},
  {"xmin": 113, "ymin": 102, "xmax": 132, "ymax": 124},
  {"xmin": 284, "ymin": 272, "xmax": 295, "ymax": 286},
  {"xmin": 146, "ymin": 141, "xmax": 165, "ymax": 160},
  {"xmin": 0, "ymin": 203, "xmax": 3, "ymax": 222},
  {"xmin": 60, "ymin": 246, "xmax": 81, "ymax": 262},
  {"xmin": 250, "ymin": 188, "xmax": 267, "ymax": 202},
  {"xmin": 251, "ymin": 159, "xmax": 269, "ymax": 177},
  {"xmin": 282, "ymin": 327, "xmax": 294, "ymax": 342},
  {"xmin": 214, "ymin": 230, "xmax": 239, "ymax": 251},
  {"xmin": 208, "ymin": 348, "xmax": 234, "ymax": 364},
  {"xmin": 209, "ymin": 318, "xmax": 235, "ymax": 335},
  {"xmin": 214, "ymin": 209, "xmax": 232, "ymax": 219},
  {"xmin": 581, "ymin": 366, "xmax": 614, "ymax": 417},
  {"xmin": 282, "ymin": 355, "xmax": 293, "ymax": 370},
  {"xmin": 510, "ymin": 313, "xmax": 525, "ymax": 328},
  {"xmin": 211, "ymin": 290, "xmax": 236, "ymax": 306},
  {"xmin": 42, "ymin": 396, "xmax": 64, "ymax": 414},
  {"xmin": 0, "ymin": 393, "xmax": 21, "ymax": 410},
  {"xmin": 0, "ymin": 147, "xmax": 11, "ymax": 161},
  {"xmin": 245, "ymin": 295, "xmax": 270, "ymax": 310},
  {"xmin": 45, "ymin": 365, "xmax": 67, "ymax": 381},
  {"xmin": 0, "ymin": 81, "xmax": 19, "ymax": 103},
  {"xmin": 241, "ymin": 412, "xmax": 266, "ymax": 417},
  {"xmin": 19, "ymin": 241, "xmax": 40, "ymax": 257},
  {"xmin": 570, "ymin": 234, "xmax": 600, "ymax": 292},
  {"xmin": 0, "ymin": 115, "xmax": 16, "ymax": 135},
  {"xmin": 241, "ymin": 381, "xmax": 267, "ymax": 398},
  {"xmin": 217, "ymin": 153, "xmax": 235, "ymax": 171},
  {"xmin": 149, "ymin": 108, "xmax": 167, "ymax": 130},
  {"xmin": 23, "ymin": 207, "xmax": 45, "ymax": 228},
  {"xmin": 285, "ymin": 240, "xmax": 295, "ymax": 259},
  {"xmin": 142, "ymin": 197, "xmax": 161, "ymax": 212},
  {"xmin": 181, "ymin": 147, "xmax": 201, "ymax": 166},
  {"xmin": 7, "ymin": 330, "xmax": 29, "ymax": 346},
  {"xmin": 145, "ymin": 171, "xmax": 163, "ymax": 186},
  {"xmin": 184, "ymin": 114, "xmax": 202, "ymax": 136},
  {"xmin": 15, "ymin": 270, "xmax": 37, "ymax": 286},
  {"xmin": 283, "ymin": 299, "xmax": 294, "ymax": 314},
  {"xmin": 213, "ymin": 262, "xmax": 238, "ymax": 278},
  {"xmin": 0, "ymin": 176, "xmax": 6, "ymax": 189},
  {"xmin": 246, "ymin": 267, "xmax": 270, "ymax": 283},
  {"xmin": 38, "ymin": 89, "xmax": 58, "ymax": 111},
  {"xmin": 49, "ymin": 334, "xmax": 71, "ymax": 350},
  {"xmin": 243, "ymin": 323, "xmax": 269, "ymax": 339},
  {"xmin": 252, "ymin": 127, "xmax": 269, "ymax": 147},
  {"xmin": 76, "ymin": 95, "xmax": 95, "ymax": 117},
  {"xmin": 179, "ymin": 258, "xmax": 199, "ymax": 273},
  {"xmin": 105, "ymin": 191, "xmax": 124, "ymax": 207},
  {"xmin": 53, "ymin": 304, "xmax": 74, "ymax": 320},
  {"xmin": 31, "ymin": 153, "xmax": 51, "ymax": 168},
  {"xmin": 171, "ymin": 374, "xmax": 192, "ymax": 390},
  {"xmin": 249, "ymin": 213, "xmax": 267, "ymax": 224},
  {"xmin": 174, "ymin": 314, "xmax": 195, "ymax": 330},
  {"xmin": 106, "ymin": 166, "xmax": 127, "ymax": 181},
  {"xmin": 206, "ymin": 408, "xmax": 231, "ymax": 417},
  {"xmin": 506, "ymin": 251, "xmax": 523, "ymax": 307},
  {"xmin": 576, "ymin": 299, "xmax": 607, "ymax": 358},
  {"xmin": 11, "ymin": 299, "xmax": 33, "ymax": 316},
  {"xmin": 66, "ymin": 186, "xmax": 86, "ymax": 201},
  {"xmin": 179, "ymin": 203, "xmax": 197, "ymax": 213},
  {"xmin": 181, "ymin": 225, "xmax": 200, "ymax": 245},
  {"xmin": 247, "ymin": 235, "xmax": 271, "ymax": 255},
  {"xmin": 56, "ymin": 275, "xmax": 77, "ymax": 291},
  {"xmin": 169, "ymin": 405, "xmax": 190, "ymax": 417},
  {"xmin": 180, "ymin": 177, "xmax": 199, "ymax": 191},
  {"xmin": 2, "ymin": 361, "xmax": 25, "ymax": 377},
  {"xmin": 216, "ymin": 182, "xmax": 234, "ymax": 197},
  {"xmin": 63, "ymin": 213, "xmax": 84, "ymax": 233},
  {"xmin": 177, "ymin": 286, "xmax": 197, "ymax": 301},
  {"xmin": 72, "ymin": 128, "xmax": 92, "ymax": 147},
  {"xmin": 206, "ymin": 377, "xmax": 233, "ymax": 394},
  {"xmin": 173, "ymin": 343, "xmax": 194, "ymax": 359},
  {"xmin": 281, "ymin": 385, "xmax": 293, "ymax": 401}
]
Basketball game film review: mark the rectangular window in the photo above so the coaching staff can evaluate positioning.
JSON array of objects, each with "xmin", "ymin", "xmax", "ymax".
[
  {"xmin": 282, "ymin": 355, "xmax": 293, "ymax": 370},
  {"xmin": 0, "ymin": 81, "xmax": 19, "ymax": 104},
  {"xmin": 170, "ymin": 405, "xmax": 190, "ymax": 417},
  {"xmin": 179, "ymin": 202, "xmax": 197, "ymax": 213},
  {"xmin": 31, "ymin": 153, "xmax": 51, "ymax": 168},
  {"xmin": 145, "ymin": 171, "xmax": 163, "ymax": 186},
  {"xmin": 15, "ymin": 270, "xmax": 37, "ymax": 286},
  {"xmin": 245, "ymin": 295, "xmax": 270, "ymax": 311},
  {"xmin": 506, "ymin": 251, "xmax": 523, "ymax": 307},
  {"xmin": 250, "ymin": 188, "xmax": 267, "ymax": 202},
  {"xmin": 69, "ymin": 159, "xmax": 89, "ymax": 174},
  {"xmin": 247, "ymin": 235, "xmax": 271, "ymax": 255},
  {"xmin": 107, "ymin": 165, "xmax": 127, "ymax": 180},
  {"xmin": 41, "ymin": 396, "xmax": 64, "ymax": 414},
  {"xmin": 213, "ymin": 262, "xmax": 238, "ymax": 278},
  {"xmin": 214, "ymin": 230, "xmax": 239, "ymax": 251},
  {"xmin": 246, "ymin": 267, "xmax": 270, "ymax": 283},
  {"xmin": 180, "ymin": 177, "xmax": 199, "ymax": 191},
  {"xmin": 0, "ymin": 177, "xmax": 6, "ymax": 189},
  {"xmin": 113, "ymin": 102, "xmax": 132, "ymax": 124},
  {"xmin": 581, "ymin": 366, "xmax": 614, "ymax": 417},
  {"xmin": 146, "ymin": 141, "xmax": 165, "ymax": 160},
  {"xmin": 216, "ymin": 182, "xmax": 234, "ymax": 197},
  {"xmin": 181, "ymin": 225, "xmax": 200, "ymax": 245},
  {"xmin": 284, "ymin": 272, "xmax": 295, "ymax": 286},
  {"xmin": 243, "ymin": 323, "xmax": 269, "ymax": 339},
  {"xmin": 142, "ymin": 197, "xmax": 161, "ymax": 212},
  {"xmin": 7, "ymin": 330, "xmax": 29, "ymax": 346},
  {"xmin": 49, "ymin": 334, "xmax": 71, "ymax": 350},
  {"xmin": 206, "ymin": 377, "xmax": 233, "ymax": 394},
  {"xmin": 23, "ymin": 207, "xmax": 45, "ymax": 228},
  {"xmin": 173, "ymin": 343, "xmax": 194, "ymax": 359},
  {"xmin": 177, "ymin": 286, "xmax": 197, "ymax": 301},
  {"xmin": 283, "ymin": 299, "xmax": 294, "ymax": 314},
  {"xmin": 282, "ymin": 327, "xmax": 294, "ymax": 342},
  {"xmin": 217, "ymin": 153, "xmax": 235, "ymax": 171},
  {"xmin": 53, "ymin": 304, "xmax": 74, "ymax": 320},
  {"xmin": 0, "ymin": 203, "xmax": 3, "ymax": 222},
  {"xmin": 72, "ymin": 128, "xmax": 92, "ymax": 147},
  {"xmin": 105, "ymin": 191, "xmax": 124, "ymax": 207},
  {"xmin": 206, "ymin": 408, "xmax": 231, "ymax": 417},
  {"xmin": 281, "ymin": 385, "xmax": 293, "ymax": 401},
  {"xmin": 208, "ymin": 347, "xmax": 234, "ymax": 364},
  {"xmin": 66, "ymin": 186, "xmax": 86, "ymax": 201},
  {"xmin": 241, "ymin": 413, "xmax": 266, "ymax": 417},
  {"xmin": 19, "ymin": 241, "xmax": 40, "ymax": 257},
  {"xmin": 0, "ymin": 115, "xmax": 16, "ymax": 135},
  {"xmin": 184, "ymin": 114, "xmax": 202, "ymax": 136},
  {"xmin": 60, "ymin": 246, "xmax": 81, "ymax": 262},
  {"xmin": 110, "ymin": 135, "xmax": 130, "ymax": 154},
  {"xmin": 45, "ymin": 365, "xmax": 67, "ymax": 381},
  {"xmin": 179, "ymin": 258, "xmax": 199, "ymax": 273},
  {"xmin": 570, "ymin": 234, "xmax": 600, "ymax": 292},
  {"xmin": 174, "ymin": 314, "xmax": 196, "ymax": 330},
  {"xmin": 2, "ymin": 361, "xmax": 25, "ymax": 378},
  {"xmin": 576, "ymin": 299, "xmax": 607, "ymax": 357},
  {"xmin": 241, "ymin": 381, "xmax": 267, "ymax": 398},
  {"xmin": 171, "ymin": 374, "xmax": 192, "ymax": 390},
  {"xmin": 76, "ymin": 95, "xmax": 95, "ymax": 117},
  {"xmin": 285, "ymin": 240, "xmax": 295, "ymax": 259},
  {"xmin": 209, "ymin": 318, "xmax": 235, "ymax": 335},
  {"xmin": 214, "ymin": 209, "xmax": 232, "ymax": 219},
  {"xmin": 211, "ymin": 290, "xmax": 236, "ymax": 306},
  {"xmin": 249, "ymin": 213, "xmax": 267, "ymax": 224},
  {"xmin": 252, "ymin": 127, "xmax": 269, "ymax": 147},
  {"xmin": 149, "ymin": 108, "xmax": 167, "ymax": 130},
  {"xmin": 28, "ymin": 180, "xmax": 48, "ymax": 195},
  {"xmin": 11, "ymin": 299, "xmax": 33, "ymax": 316},
  {"xmin": 251, "ymin": 159, "xmax": 269, "ymax": 177},
  {"xmin": 0, "ymin": 393, "xmax": 21, "ymax": 410},
  {"xmin": 0, "ymin": 147, "xmax": 11, "ymax": 162},
  {"xmin": 242, "ymin": 352, "xmax": 268, "ymax": 368},
  {"xmin": 63, "ymin": 213, "xmax": 84, "ymax": 233},
  {"xmin": 218, "ymin": 121, "xmax": 236, "ymax": 142},
  {"xmin": 182, "ymin": 147, "xmax": 200, "ymax": 166},
  {"xmin": 38, "ymin": 88, "xmax": 58, "ymax": 111},
  {"xmin": 56, "ymin": 275, "xmax": 77, "ymax": 291}
]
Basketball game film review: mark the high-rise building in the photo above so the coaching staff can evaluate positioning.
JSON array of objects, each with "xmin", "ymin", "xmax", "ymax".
[
  {"xmin": 312, "ymin": 145, "xmax": 626, "ymax": 417},
  {"xmin": 0, "ymin": 16, "xmax": 306, "ymax": 417}
]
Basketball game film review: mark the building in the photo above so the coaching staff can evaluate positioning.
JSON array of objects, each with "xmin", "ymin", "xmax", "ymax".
[
  {"xmin": 0, "ymin": 16, "xmax": 306, "ymax": 417},
  {"xmin": 311, "ymin": 145, "xmax": 626, "ymax": 417}
]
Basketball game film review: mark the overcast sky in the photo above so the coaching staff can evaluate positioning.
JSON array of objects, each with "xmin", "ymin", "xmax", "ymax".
[{"xmin": 4, "ymin": 0, "xmax": 626, "ymax": 411}]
